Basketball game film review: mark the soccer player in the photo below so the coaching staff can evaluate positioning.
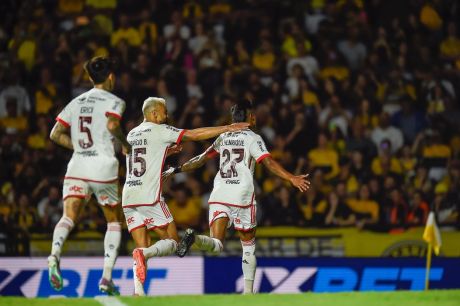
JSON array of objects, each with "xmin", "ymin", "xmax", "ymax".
[
  {"xmin": 164, "ymin": 99, "xmax": 310, "ymax": 294},
  {"xmin": 123, "ymin": 97, "xmax": 249, "ymax": 296},
  {"xmin": 48, "ymin": 57, "xmax": 131, "ymax": 295}
]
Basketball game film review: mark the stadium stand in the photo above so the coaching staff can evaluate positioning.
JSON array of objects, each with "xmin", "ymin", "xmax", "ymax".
[{"xmin": 0, "ymin": 0, "xmax": 459, "ymax": 255}]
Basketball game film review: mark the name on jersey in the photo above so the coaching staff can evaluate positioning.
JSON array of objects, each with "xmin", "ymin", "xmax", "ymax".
[
  {"xmin": 226, "ymin": 180, "xmax": 240, "ymax": 184},
  {"xmin": 126, "ymin": 179, "xmax": 142, "ymax": 187},
  {"xmin": 223, "ymin": 139, "xmax": 244, "ymax": 146},
  {"xmin": 76, "ymin": 150, "xmax": 98, "ymax": 157},
  {"xmin": 129, "ymin": 139, "xmax": 148, "ymax": 146},
  {"xmin": 80, "ymin": 107, "xmax": 94, "ymax": 114}
]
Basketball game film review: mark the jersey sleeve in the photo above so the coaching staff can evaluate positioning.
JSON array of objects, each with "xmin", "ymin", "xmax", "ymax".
[
  {"xmin": 105, "ymin": 99, "xmax": 126, "ymax": 120},
  {"xmin": 207, "ymin": 135, "xmax": 222, "ymax": 158},
  {"xmin": 249, "ymin": 135, "xmax": 271, "ymax": 163},
  {"xmin": 159, "ymin": 124, "xmax": 186, "ymax": 144},
  {"xmin": 56, "ymin": 104, "xmax": 72, "ymax": 128}
]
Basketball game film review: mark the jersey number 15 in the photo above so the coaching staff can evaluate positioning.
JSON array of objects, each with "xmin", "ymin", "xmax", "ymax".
[{"xmin": 128, "ymin": 148, "xmax": 146, "ymax": 177}]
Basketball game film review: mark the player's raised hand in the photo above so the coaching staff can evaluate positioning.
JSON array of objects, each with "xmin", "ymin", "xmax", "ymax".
[
  {"xmin": 227, "ymin": 122, "xmax": 250, "ymax": 132},
  {"xmin": 289, "ymin": 173, "xmax": 310, "ymax": 192},
  {"xmin": 167, "ymin": 144, "xmax": 183, "ymax": 157}
]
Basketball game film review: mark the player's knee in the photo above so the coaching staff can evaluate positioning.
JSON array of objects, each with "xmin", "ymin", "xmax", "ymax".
[
  {"xmin": 241, "ymin": 237, "xmax": 256, "ymax": 255},
  {"xmin": 213, "ymin": 238, "xmax": 224, "ymax": 253},
  {"xmin": 57, "ymin": 216, "xmax": 75, "ymax": 230}
]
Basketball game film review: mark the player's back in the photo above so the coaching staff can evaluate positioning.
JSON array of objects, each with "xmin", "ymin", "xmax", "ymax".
[
  {"xmin": 122, "ymin": 121, "xmax": 185, "ymax": 207},
  {"xmin": 209, "ymin": 129, "xmax": 270, "ymax": 207},
  {"xmin": 56, "ymin": 88, "xmax": 125, "ymax": 182}
]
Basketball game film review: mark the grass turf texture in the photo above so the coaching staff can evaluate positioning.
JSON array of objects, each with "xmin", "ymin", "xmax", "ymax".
[{"xmin": 1, "ymin": 290, "xmax": 459, "ymax": 306}]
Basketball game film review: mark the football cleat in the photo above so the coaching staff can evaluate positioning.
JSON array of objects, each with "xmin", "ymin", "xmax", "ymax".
[
  {"xmin": 177, "ymin": 228, "xmax": 195, "ymax": 258},
  {"xmin": 133, "ymin": 248, "xmax": 146, "ymax": 284},
  {"xmin": 48, "ymin": 255, "xmax": 63, "ymax": 291},
  {"xmin": 99, "ymin": 277, "xmax": 120, "ymax": 296}
]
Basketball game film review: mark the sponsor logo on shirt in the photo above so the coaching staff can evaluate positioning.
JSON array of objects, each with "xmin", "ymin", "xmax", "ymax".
[{"xmin": 80, "ymin": 107, "xmax": 93, "ymax": 114}]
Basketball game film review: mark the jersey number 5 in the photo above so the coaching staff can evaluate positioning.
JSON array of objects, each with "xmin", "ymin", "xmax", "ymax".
[
  {"xmin": 220, "ymin": 148, "xmax": 244, "ymax": 178},
  {"xmin": 78, "ymin": 116, "xmax": 93, "ymax": 149},
  {"xmin": 128, "ymin": 148, "xmax": 146, "ymax": 177}
]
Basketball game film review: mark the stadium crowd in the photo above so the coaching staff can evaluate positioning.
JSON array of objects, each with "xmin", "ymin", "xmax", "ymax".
[{"xmin": 0, "ymin": 0, "xmax": 459, "ymax": 238}]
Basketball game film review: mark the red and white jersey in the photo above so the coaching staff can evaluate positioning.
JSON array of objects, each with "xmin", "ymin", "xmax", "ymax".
[
  {"xmin": 122, "ymin": 121, "xmax": 185, "ymax": 207},
  {"xmin": 56, "ymin": 88, "xmax": 126, "ymax": 182},
  {"xmin": 208, "ymin": 129, "xmax": 271, "ymax": 207}
]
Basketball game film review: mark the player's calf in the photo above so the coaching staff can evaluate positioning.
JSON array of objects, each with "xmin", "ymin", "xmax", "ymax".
[
  {"xmin": 241, "ymin": 237, "xmax": 257, "ymax": 294},
  {"xmin": 194, "ymin": 234, "xmax": 223, "ymax": 254}
]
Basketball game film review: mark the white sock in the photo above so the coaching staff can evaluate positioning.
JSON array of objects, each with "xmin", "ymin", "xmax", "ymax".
[
  {"xmin": 133, "ymin": 260, "xmax": 146, "ymax": 296},
  {"xmin": 51, "ymin": 216, "xmax": 74, "ymax": 260},
  {"xmin": 195, "ymin": 235, "xmax": 223, "ymax": 253},
  {"xmin": 241, "ymin": 238, "xmax": 256, "ymax": 294},
  {"xmin": 142, "ymin": 239, "xmax": 178, "ymax": 259},
  {"xmin": 102, "ymin": 222, "xmax": 121, "ymax": 281}
]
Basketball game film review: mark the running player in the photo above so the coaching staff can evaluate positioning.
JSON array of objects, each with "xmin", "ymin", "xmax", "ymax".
[
  {"xmin": 123, "ymin": 97, "xmax": 249, "ymax": 296},
  {"xmin": 164, "ymin": 99, "xmax": 310, "ymax": 294},
  {"xmin": 48, "ymin": 57, "xmax": 131, "ymax": 295}
]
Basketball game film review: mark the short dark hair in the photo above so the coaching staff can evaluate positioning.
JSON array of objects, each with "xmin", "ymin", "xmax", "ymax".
[
  {"xmin": 231, "ymin": 99, "xmax": 253, "ymax": 123},
  {"xmin": 84, "ymin": 56, "xmax": 115, "ymax": 84}
]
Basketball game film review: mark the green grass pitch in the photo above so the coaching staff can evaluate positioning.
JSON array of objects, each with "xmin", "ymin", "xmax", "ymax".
[{"xmin": 1, "ymin": 290, "xmax": 459, "ymax": 306}]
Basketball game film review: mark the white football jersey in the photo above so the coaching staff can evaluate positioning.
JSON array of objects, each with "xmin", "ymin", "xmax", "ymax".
[
  {"xmin": 56, "ymin": 88, "xmax": 126, "ymax": 182},
  {"xmin": 208, "ymin": 129, "xmax": 271, "ymax": 207},
  {"xmin": 122, "ymin": 121, "xmax": 185, "ymax": 207}
]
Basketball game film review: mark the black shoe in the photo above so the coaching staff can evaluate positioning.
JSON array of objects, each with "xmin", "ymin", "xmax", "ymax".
[{"xmin": 177, "ymin": 228, "xmax": 195, "ymax": 258}]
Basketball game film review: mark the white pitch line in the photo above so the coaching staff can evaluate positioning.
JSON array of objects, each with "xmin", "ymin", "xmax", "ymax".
[{"xmin": 95, "ymin": 296, "xmax": 129, "ymax": 306}]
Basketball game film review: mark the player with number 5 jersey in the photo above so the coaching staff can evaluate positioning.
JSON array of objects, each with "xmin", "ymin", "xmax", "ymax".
[
  {"xmin": 124, "ymin": 97, "xmax": 249, "ymax": 296},
  {"xmin": 47, "ymin": 57, "xmax": 131, "ymax": 296}
]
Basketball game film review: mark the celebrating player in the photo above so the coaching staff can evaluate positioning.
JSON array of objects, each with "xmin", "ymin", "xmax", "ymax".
[
  {"xmin": 48, "ymin": 57, "xmax": 131, "ymax": 295},
  {"xmin": 123, "ymin": 97, "xmax": 249, "ymax": 296},
  {"xmin": 164, "ymin": 99, "xmax": 310, "ymax": 294}
]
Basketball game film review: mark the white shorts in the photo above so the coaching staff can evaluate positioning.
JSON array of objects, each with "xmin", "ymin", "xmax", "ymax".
[
  {"xmin": 63, "ymin": 178, "xmax": 119, "ymax": 206},
  {"xmin": 123, "ymin": 202, "xmax": 173, "ymax": 233},
  {"xmin": 209, "ymin": 203, "xmax": 257, "ymax": 231}
]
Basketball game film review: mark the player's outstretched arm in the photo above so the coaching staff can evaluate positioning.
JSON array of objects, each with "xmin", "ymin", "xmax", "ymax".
[
  {"xmin": 107, "ymin": 116, "xmax": 131, "ymax": 154},
  {"xmin": 182, "ymin": 122, "xmax": 249, "ymax": 142},
  {"xmin": 162, "ymin": 147, "xmax": 215, "ymax": 180},
  {"xmin": 262, "ymin": 156, "xmax": 310, "ymax": 192},
  {"xmin": 50, "ymin": 121, "xmax": 73, "ymax": 150}
]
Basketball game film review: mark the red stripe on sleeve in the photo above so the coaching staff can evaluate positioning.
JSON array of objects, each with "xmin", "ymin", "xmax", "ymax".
[
  {"xmin": 206, "ymin": 149, "xmax": 218, "ymax": 158},
  {"xmin": 176, "ymin": 129, "xmax": 186, "ymax": 144},
  {"xmin": 256, "ymin": 153, "xmax": 271, "ymax": 164},
  {"xmin": 105, "ymin": 112, "xmax": 122, "ymax": 119},
  {"xmin": 56, "ymin": 117, "xmax": 70, "ymax": 128}
]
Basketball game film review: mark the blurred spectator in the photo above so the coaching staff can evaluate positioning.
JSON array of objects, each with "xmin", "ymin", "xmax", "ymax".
[
  {"xmin": 0, "ymin": 70, "xmax": 30, "ymax": 118},
  {"xmin": 371, "ymin": 113, "xmax": 404, "ymax": 154},
  {"xmin": 168, "ymin": 186, "xmax": 202, "ymax": 229},
  {"xmin": 308, "ymin": 132, "xmax": 339, "ymax": 180},
  {"xmin": 111, "ymin": 14, "xmax": 141, "ymax": 47}
]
